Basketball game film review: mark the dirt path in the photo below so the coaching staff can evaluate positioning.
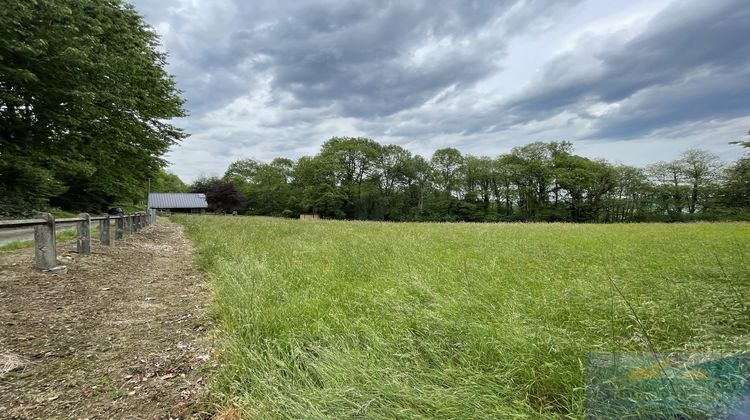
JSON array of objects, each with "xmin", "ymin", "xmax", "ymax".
[{"xmin": 0, "ymin": 219, "xmax": 214, "ymax": 419}]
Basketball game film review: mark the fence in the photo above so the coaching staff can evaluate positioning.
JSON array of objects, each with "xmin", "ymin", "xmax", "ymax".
[{"xmin": 0, "ymin": 212, "xmax": 152, "ymax": 271}]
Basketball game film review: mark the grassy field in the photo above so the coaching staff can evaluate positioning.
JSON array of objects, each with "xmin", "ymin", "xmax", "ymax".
[{"xmin": 176, "ymin": 216, "xmax": 750, "ymax": 418}]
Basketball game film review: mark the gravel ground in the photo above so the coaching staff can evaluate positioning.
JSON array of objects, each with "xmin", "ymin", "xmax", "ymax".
[{"xmin": 0, "ymin": 219, "xmax": 215, "ymax": 419}]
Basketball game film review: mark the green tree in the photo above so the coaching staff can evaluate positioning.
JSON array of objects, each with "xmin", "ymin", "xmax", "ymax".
[
  {"xmin": 463, "ymin": 156, "xmax": 494, "ymax": 219},
  {"xmin": 0, "ymin": 0, "xmax": 185, "ymax": 214},
  {"xmin": 506, "ymin": 142, "xmax": 557, "ymax": 218},
  {"xmin": 212, "ymin": 139, "xmax": 747, "ymax": 223},
  {"xmin": 492, "ymin": 155, "xmax": 517, "ymax": 217},
  {"xmin": 292, "ymin": 155, "xmax": 347, "ymax": 218},
  {"xmin": 320, "ymin": 137, "xmax": 381, "ymax": 218},
  {"xmin": 678, "ymin": 149, "xmax": 722, "ymax": 214},
  {"xmin": 151, "ymin": 170, "xmax": 188, "ymax": 193},
  {"xmin": 374, "ymin": 144, "xmax": 412, "ymax": 220},
  {"xmin": 721, "ymin": 158, "xmax": 750, "ymax": 211},
  {"xmin": 605, "ymin": 165, "xmax": 649, "ymax": 222},
  {"xmin": 224, "ymin": 159, "xmax": 261, "ymax": 184},
  {"xmin": 730, "ymin": 130, "xmax": 750, "ymax": 149},
  {"xmin": 190, "ymin": 176, "xmax": 222, "ymax": 194},
  {"xmin": 408, "ymin": 155, "xmax": 432, "ymax": 217},
  {"xmin": 246, "ymin": 161, "xmax": 295, "ymax": 215},
  {"xmin": 431, "ymin": 148, "xmax": 463, "ymax": 198},
  {"xmin": 647, "ymin": 161, "xmax": 688, "ymax": 219},
  {"xmin": 554, "ymin": 154, "xmax": 616, "ymax": 222}
]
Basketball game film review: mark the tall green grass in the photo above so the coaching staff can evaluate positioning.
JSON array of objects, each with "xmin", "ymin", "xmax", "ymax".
[{"xmin": 176, "ymin": 216, "xmax": 750, "ymax": 418}]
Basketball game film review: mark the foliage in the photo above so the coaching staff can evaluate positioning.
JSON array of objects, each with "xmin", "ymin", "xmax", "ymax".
[
  {"xmin": 721, "ymin": 157, "xmax": 750, "ymax": 211},
  {"xmin": 216, "ymin": 138, "xmax": 749, "ymax": 222},
  {"xmin": 150, "ymin": 170, "xmax": 188, "ymax": 193},
  {"xmin": 177, "ymin": 216, "xmax": 750, "ymax": 418},
  {"xmin": 0, "ymin": 0, "xmax": 186, "ymax": 215},
  {"xmin": 730, "ymin": 130, "xmax": 750, "ymax": 149},
  {"xmin": 189, "ymin": 176, "xmax": 222, "ymax": 195},
  {"xmin": 206, "ymin": 181, "xmax": 246, "ymax": 213}
]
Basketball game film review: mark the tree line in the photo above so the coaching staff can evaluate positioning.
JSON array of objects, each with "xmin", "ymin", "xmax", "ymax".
[
  {"xmin": 188, "ymin": 137, "xmax": 750, "ymax": 223},
  {"xmin": 0, "ymin": 0, "xmax": 185, "ymax": 216},
  {"xmin": 2, "ymin": 1, "xmax": 747, "ymax": 222}
]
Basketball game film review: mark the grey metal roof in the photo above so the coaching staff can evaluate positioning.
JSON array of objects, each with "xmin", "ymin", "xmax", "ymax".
[{"xmin": 148, "ymin": 193, "xmax": 208, "ymax": 209}]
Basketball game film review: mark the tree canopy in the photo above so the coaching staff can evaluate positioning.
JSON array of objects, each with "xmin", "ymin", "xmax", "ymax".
[
  {"xmin": 205, "ymin": 137, "xmax": 749, "ymax": 223},
  {"xmin": 0, "ymin": 0, "xmax": 186, "ymax": 215}
]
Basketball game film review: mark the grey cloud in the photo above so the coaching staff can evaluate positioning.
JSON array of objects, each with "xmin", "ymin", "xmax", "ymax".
[
  {"xmin": 128, "ymin": 0, "xmax": 750, "ymax": 181},
  {"xmin": 590, "ymin": 68, "xmax": 750, "ymax": 139},
  {"xmin": 502, "ymin": 0, "xmax": 750, "ymax": 137},
  {"xmin": 133, "ymin": 0, "xmax": 579, "ymax": 117},
  {"xmin": 252, "ymin": 0, "xmax": 582, "ymax": 118}
]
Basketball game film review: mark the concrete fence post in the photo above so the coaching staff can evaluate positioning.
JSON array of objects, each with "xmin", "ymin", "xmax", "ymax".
[
  {"xmin": 76, "ymin": 213, "xmax": 91, "ymax": 255},
  {"xmin": 34, "ymin": 212, "xmax": 57, "ymax": 270},
  {"xmin": 115, "ymin": 215, "xmax": 124, "ymax": 240},
  {"xmin": 125, "ymin": 214, "xmax": 133, "ymax": 233},
  {"xmin": 134, "ymin": 214, "xmax": 141, "ymax": 231},
  {"xmin": 100, "ymin": 214, "xmax": 111, "ymax": 246}
]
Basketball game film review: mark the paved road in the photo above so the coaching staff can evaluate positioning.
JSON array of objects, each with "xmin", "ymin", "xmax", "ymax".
[{"xmin": 0, "ymin": 225, "xmax": 76, "ymax": 246}]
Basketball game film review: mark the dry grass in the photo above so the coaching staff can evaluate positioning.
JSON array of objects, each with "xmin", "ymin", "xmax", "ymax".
[{"xmin": 0, "ymin": 352, "xmax": 29, "ymax": 376}]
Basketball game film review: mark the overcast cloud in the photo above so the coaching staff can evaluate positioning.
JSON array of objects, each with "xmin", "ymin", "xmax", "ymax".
[{"xmin": 130, "ymin": 0, "xmax": 750, "ymax": 181}]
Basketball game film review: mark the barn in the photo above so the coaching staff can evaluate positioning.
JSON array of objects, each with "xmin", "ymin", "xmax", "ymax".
[{"xmin": 148, "ymin": 193, "xmax": 208, "ymax": 215}]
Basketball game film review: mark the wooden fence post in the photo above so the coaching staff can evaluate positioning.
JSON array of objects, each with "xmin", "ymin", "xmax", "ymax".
[
  {"xmin": 76, "ymin": 213, "xmax": 91, "ymax": 255},
  {"xmin": 34, "ymin": 212, "xmax": 57, "ymax": 270},
  {"xmin": 115, "ymin": 215, "xmax": 124, "ymax": 240},
  {"xmin": 100, "ymin": 214, "xmax": 111, "ymax": 245},
  {"xmin": 126, "ymin": 214, "xmax": 133, "ymax": 233},
  {"xmin": 134, "ymin": 214, "xmax": 140, "ymax": 232}
]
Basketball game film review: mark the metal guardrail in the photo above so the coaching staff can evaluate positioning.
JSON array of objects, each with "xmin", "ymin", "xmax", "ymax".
[{"xmin": 0, "ymin": 212, "xmax": 152, "ymax": 271}]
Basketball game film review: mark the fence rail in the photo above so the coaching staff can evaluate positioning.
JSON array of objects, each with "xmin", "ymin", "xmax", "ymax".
[{"xmin": 0, "ymin": 212, "xmax": 152, "ymax": 271}]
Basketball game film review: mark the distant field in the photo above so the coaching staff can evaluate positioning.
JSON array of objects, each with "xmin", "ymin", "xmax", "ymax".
[{"xmin": 176, "ymin": 216, "xmax": 750, "ymax": 418}]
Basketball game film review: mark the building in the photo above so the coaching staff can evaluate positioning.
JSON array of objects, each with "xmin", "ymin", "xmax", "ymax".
[{"xmin": 148, "ymin": 193, "xmax": 208, "ymax": 215}]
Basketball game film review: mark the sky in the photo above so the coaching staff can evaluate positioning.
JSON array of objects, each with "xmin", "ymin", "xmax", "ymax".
[{"xmin": 130, "ymin": 0, "xmax": 750, "ymax": 182}]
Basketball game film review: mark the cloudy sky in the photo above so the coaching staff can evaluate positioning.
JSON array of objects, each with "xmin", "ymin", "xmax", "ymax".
[{"xmin": 130, "ymin": 0, "xmax": 750, "ymax": 182}]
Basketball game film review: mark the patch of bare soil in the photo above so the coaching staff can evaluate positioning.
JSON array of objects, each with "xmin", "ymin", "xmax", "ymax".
[{"xmin": 0, "ymin": 219, "xmax": 215, "ymax": 419}]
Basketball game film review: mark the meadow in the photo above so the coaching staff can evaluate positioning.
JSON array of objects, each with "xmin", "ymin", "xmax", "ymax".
[{"xmin": 175, "ymin": 216, "xmax": 750, "ymax": 418}]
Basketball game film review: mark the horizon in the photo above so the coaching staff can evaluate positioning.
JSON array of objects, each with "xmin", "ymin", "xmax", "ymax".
[{"xmin": 130, "ymin": 0, "xmax": 750, "ymax": 182}]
